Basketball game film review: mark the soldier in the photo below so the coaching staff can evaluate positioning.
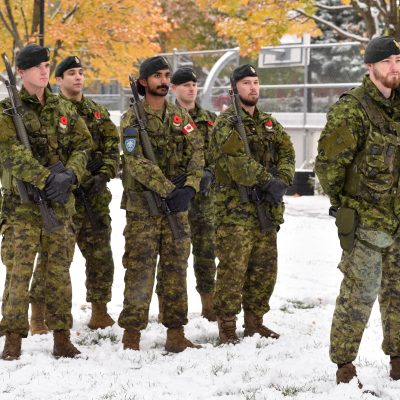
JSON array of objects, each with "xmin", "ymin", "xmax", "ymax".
[
  {"xmin": 29, "ymin": 56, "xmax": 119, "ymax": 333},
  {"xmin": 0, "ymin": 44, "xmax": 92, "ymax": 360},
  {"xmin": 315, "ymin": 36, "xmax": 400, "ymax": 385},
  {"xmin": 118, "ymin": 56, "xmax": 204, "ymax": 352},
  {"xmin": 209, "ymin": 64, "xmax": 295, "ymax": 344},
  {"xmin": 166, "ymin": 67, "xmax": 217, "ymax": 321}
]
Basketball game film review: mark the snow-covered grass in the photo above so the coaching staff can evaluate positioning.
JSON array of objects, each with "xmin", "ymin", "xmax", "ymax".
[{"xmin": 1, "ymin": 180, "xmax": 399, "ymax": 399}]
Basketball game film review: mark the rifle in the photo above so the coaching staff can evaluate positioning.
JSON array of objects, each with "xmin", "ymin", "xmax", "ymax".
[
  {"xmin": 74, "ymin": 186, "xmax": 105, "ymax": 231},
  {"xmin": 229, "ymin": 77, "xmax": 271, "ymax": 233},
  {"xmin": 128, "ymin": 75, "xmax": 185, "ymax": 241},
  {"xmin": 0, "ymin": 53, "xmax": 62, "ymax": 232}
]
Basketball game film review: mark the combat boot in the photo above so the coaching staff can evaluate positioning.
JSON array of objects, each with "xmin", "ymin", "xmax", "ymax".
[
  {"xmin": 200, "ymin": 292, "xmax": 217, "ymax": 322},
  {"xmin": 1, "ymin": 333, "xmax": 22, "ymax": 361},
  {"xmin": 87, "ymin": 303, "xmax": 115, "ymax": 330},
  {"xmin": 53, "ymin": 330, "xmax": 81, "ymax": 358},
  {"xmin": 390, "ymin": 356, "xmax": 400, "ymax": 380},
  {"xmin": 243, "ymin": 312, "xmax": 280, "ymax": 339},
  {"xmin": 122, "ymin": 329, "xmax": 140, "ymax": 350},
  {"xmin": 30, "ymin": 303, "xmax": 49, "ymax": 335},
  {"xmin": 336, "ymin": 362, "xmax": 362, "ymax": 388},
  {"xmin": 165, "ymin": 327, "xmax": 201, "ymax": 353},
  {"xmin": 217, "ymin": 316, "xmax": 240, "ymax": 345}
]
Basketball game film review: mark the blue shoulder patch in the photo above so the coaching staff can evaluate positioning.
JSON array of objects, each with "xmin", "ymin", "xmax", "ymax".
[
  {"xmin": 123, "ymin": 127, "xmax": 138, "ymax": 137},
  {"xmin": 124, "ymin": 138, "xmax": 136, "ymax": 153}
]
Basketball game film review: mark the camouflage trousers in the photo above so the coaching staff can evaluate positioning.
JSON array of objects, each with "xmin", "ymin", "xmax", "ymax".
[
  {"xmin": 330, "ymin": 227, "xmax": 400, "ymax": 364},
  {"xmin": 214, "ymin": 223, "xmax": 277, "ymax": 317},
  {"xmin": 188, "ymin": 192, "xmax": 216, "ymax": 294},
  {"xmin": 0, "ymin": 215, "xmax": 75, "ymax": 337},
  {"xmin": 118, "ymin": 211, "xmax": 191, "ymax": 331},
  {"xmin": 30, "ymin": 188, "xmax": 114, "ymax": 304}
]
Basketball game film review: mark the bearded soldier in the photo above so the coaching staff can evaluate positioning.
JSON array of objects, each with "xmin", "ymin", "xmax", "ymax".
[
  {"xmin": 315, "ymin": 36, "xmax": 400, "ymax": 385},
  {"xmin": 119, "ymin": 56, "xmax": 204, "ymax": 352},
  {"xmin": 210, "ymin": 64, "xmax": 295, "ymax": 344}
]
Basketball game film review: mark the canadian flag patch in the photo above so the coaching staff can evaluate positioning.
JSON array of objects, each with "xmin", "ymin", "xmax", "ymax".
[{"xmin": 181, "ymin": 121, "xmax": 196, "ymax": 135}]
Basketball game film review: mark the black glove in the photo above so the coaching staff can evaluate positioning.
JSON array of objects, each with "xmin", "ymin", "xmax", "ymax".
[
  {"xmin": 44, "ymin": 169, "xmax": 76, "ymax": 202},
  {"xmin": 166, "ymin": 186, "xmax": 196, "ymax": 213},
  {"xmin": 261, "ymin": 178, "xmax": 288, "ymax": 204},
  {"xmin": 88, "ymin": 173, "xmax": 109, "ymax": 195},
  {"xmin": 199, "ymin": 169, "xmax": 213, "ymax": 194},
  {"xmin": 87, "ymin": 158, "xmax": 104, "ymax": 174}
]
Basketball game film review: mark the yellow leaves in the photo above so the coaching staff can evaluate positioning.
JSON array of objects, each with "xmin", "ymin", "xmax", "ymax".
[{"xmin": 196, "ymin": 0, "xmax": 318, "ymax": 56}]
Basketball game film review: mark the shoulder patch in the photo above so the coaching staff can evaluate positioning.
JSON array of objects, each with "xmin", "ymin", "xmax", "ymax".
[
  {"xmin": 181, "ymin": 122, "xmax": 196, "ymax": 135},
  {"xmin": 123, "ymin": 127, "xmax": 138, "ymax": 154}
]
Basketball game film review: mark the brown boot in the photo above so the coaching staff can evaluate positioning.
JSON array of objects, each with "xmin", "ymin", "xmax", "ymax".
[
  {"xmin": 200, "ymin": 292, "xmax": 217, "ymax": 322},
  {"xmin": 30, "ymin": 303, "xmax": 49, "ymax": 335},
  {"xmin": 165, "ymin": 327, "xmax": 201, "ymax": 353},
  {"xmin": 53, "ymin": 330, "xmax": 81, "ymax": 358},
  {"xmin": 87, "ymin": 303, "xmax": 115, "ymax": 330},
  {"xmin": 217, "ymin": 316, "xmax": 240, "ymax": 345},
  {"xmin": 390, "ymin": 356, "xmax": 400, "ymax": 380},
  {"xmin": 336, "ymin": 362, "xmax": 362, "ymax": 388},
  {"xmin": 243, "ymin": 312, "xmax": 280, "ymax": 339},
  {"xmin": 1, "ymin": 333, "xmax": 22, "ymax": 361},
  {"xmin": 122, "ymin": 329, "xmax": 140, "ymax": 350}
]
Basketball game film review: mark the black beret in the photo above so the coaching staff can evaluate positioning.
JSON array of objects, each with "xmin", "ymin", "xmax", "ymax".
[
  {"xmin": 16, "ymin": 44, "xmax": 50, "ymax": 70},
  {"xmin": 364, "ymin": 36, "xmax": 400, "ymax": 63},
  {"xmin": 139, "ymin": 56, "xmax": 170, "ymax": 79},
  {"xmin": 171, "ymin": 67, "xmax": 197, "ymax": 85},
  {"xmin": 232, "ymin": 64, "xmax": 258, "ymax": 82},
  {"xmin": 55, "ymin": 56, "xmax": 83, "ymax": 77}
]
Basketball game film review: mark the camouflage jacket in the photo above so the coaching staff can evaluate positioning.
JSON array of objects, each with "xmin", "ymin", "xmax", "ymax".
[
  {"xmin": 61, "ymin": 94, "xmax": 120, "ymax": 185},
  {"xmin": 120, "ymin": 98, "xmax": 204, "ymax": 215},
  {"xmin": 0, "ymin": 87, "xmax": 92, "ymax": 220},
  {"xmin": 187, "ymin": 103, "xmax": 216, "ymax": 168},
  {"xmin": 315, "ymin": 75, "xmax": 400, "ymax": 234},
  {"xmin": 210, "ymin": 105, "xmax": 295, "ymax": 227}
]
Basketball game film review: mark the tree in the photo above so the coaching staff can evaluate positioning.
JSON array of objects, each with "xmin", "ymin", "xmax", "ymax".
[
  {"xmin": 196, "ymin": 0, "xmax": 320, "ymax": 56},
  {"xmin": 0, "ymin": 0, "xmax": 171, "ymax": 83}
]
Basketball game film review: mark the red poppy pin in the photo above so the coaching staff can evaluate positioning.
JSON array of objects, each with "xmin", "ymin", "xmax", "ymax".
[
  {"xmin": 207, "ymin": 120, "xmax": 214, "ymax": 127},
  {"xmin": 265, "ymin": 119, "xmax": 273, "ymax": 130},
  {"xmin": 94, "ymin": 111, "xmax": 101, "ymax": 120},
  {"xmin": 173, "ymin": 115, "xmax": 182, "ymax": 127},
  {"xmin": 59, "ymin": 115, "xmax": 68, "ymax": 128}
]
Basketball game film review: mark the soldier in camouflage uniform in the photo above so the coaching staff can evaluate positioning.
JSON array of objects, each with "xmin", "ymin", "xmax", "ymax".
[
  {"xmin": 165, "ymin": 67, "xmax": 217, "ymax": 321},
  {"xmin": 29, "ymin": 56, "xmax": 119, "ymax": 333},
  {"xmin": 0, "ymin": 44, "xmax": 92, "ymax": 360},
  {"xmin": 118, "ymin": 56, "xmax": 204, "ymax": 352},
  {"xmin": 315, "ymin": 36, "xmax": 400, "ymax": 384},
  {"xmin": 209, "ymin": 64, "xmax": 295, "ymax": 344}
]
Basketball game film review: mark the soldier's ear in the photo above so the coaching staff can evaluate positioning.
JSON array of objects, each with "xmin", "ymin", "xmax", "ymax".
[
  {"xmin": 55, "ymin": 76, "xmax": 63, "ymax": 85},
  {"xmin": 138, "ymin": 77, "xmax": 147, "ymax": 88}
]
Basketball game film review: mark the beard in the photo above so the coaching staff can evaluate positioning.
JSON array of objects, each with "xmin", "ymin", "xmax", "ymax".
[
  {"xmin": 372, "ymin": 66, "xmax": 400, "ymax": 89},
  {"xmin": 148, "ymin": 84, "xmax": 169, "ymax": 97},
  {"xmin": 239, "ymin": 94, "xmax": 258, "ymax": 107}
]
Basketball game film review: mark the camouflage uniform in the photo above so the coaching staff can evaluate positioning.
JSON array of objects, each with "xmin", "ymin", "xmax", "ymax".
[
  {"xmin": 210, "ymin": 105, "xmax": 295, "ymax": 318},
  {"xmin": 118, "ymin": 99, "xmax": 204, "ymax": 331},
  {"xmin": 315, "ymin": 75, "xmax": 400, "ymax": 365},
  {"xmin": 156, "ymin": 103, "xmax": 216, "ymax": 295},
  {"xmin": 29, "ymin": 94, "xmax": 119, "ymax": 304},
  {"xmin": 0, "ymin": 87, "xmax": 92, "ymax": 337}
]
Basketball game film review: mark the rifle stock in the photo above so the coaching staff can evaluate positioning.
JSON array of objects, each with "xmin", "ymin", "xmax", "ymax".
[
  {"xmin": 128, "ymin": 75, "xmax": 185, "ymax": 240},
  {"xmin": 1, "ymin": 53, "xmax": 62, "ymax": 232}
]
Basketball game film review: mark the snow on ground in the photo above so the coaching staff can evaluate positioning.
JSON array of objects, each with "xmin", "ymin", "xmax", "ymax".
[{"xmin": 1, "ymin": 179, "xmax": 400, "ymax": 399}]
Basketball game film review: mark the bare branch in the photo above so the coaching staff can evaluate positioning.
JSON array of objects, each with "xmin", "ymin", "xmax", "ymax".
[
  {"xmin": 0, "ymin": 10, "xmax": 14, "ymax": 37},
  {"xmin": 294, "ymin": 8, "xmax": 369, "ymax": 42},
  {"xmin": 61, "ymin": 3, "xmax": 79, "ymax": 24},
  {"xmin": 4, "ymin": 0, "xmax": 23, "ymax": 48},
  {"xmin": 20, "ymin": 7, "xmax": 29, "ymax": 42},
  {"xmin": 315, "ymin": 2, "xmax": 352, "ymax": 11}
]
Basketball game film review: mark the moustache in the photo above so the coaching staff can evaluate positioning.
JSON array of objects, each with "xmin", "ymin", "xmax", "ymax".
[{"xmin": 157, "ymin": 85, "xmax": 169, "ymax": 90}]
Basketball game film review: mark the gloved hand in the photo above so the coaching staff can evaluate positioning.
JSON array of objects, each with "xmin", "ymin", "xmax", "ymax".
[
  {"xmin": 88, "ymin": 173, "xmax": 109, "ymax": 195},
  {"xmin": 166, "ymin": 186, "xmax": 196, "ymax": 213},
  {"xmin": 171, "ymin": 173, "xmax": 187, "ymax": 189},
  {"xmin": 261, "ymin": 177, "xmax": 288, "ymax": 204},
  {"xmin": 199, "ymin": 169, "xmax": 213, "ymax": 194},
  {"xmin": 87, "ymin": 158, "xmax": 104, "ymax": 174},
  {"xmin": 44, "ymin": 169, "xmax": 76, "ymax": 202}
]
